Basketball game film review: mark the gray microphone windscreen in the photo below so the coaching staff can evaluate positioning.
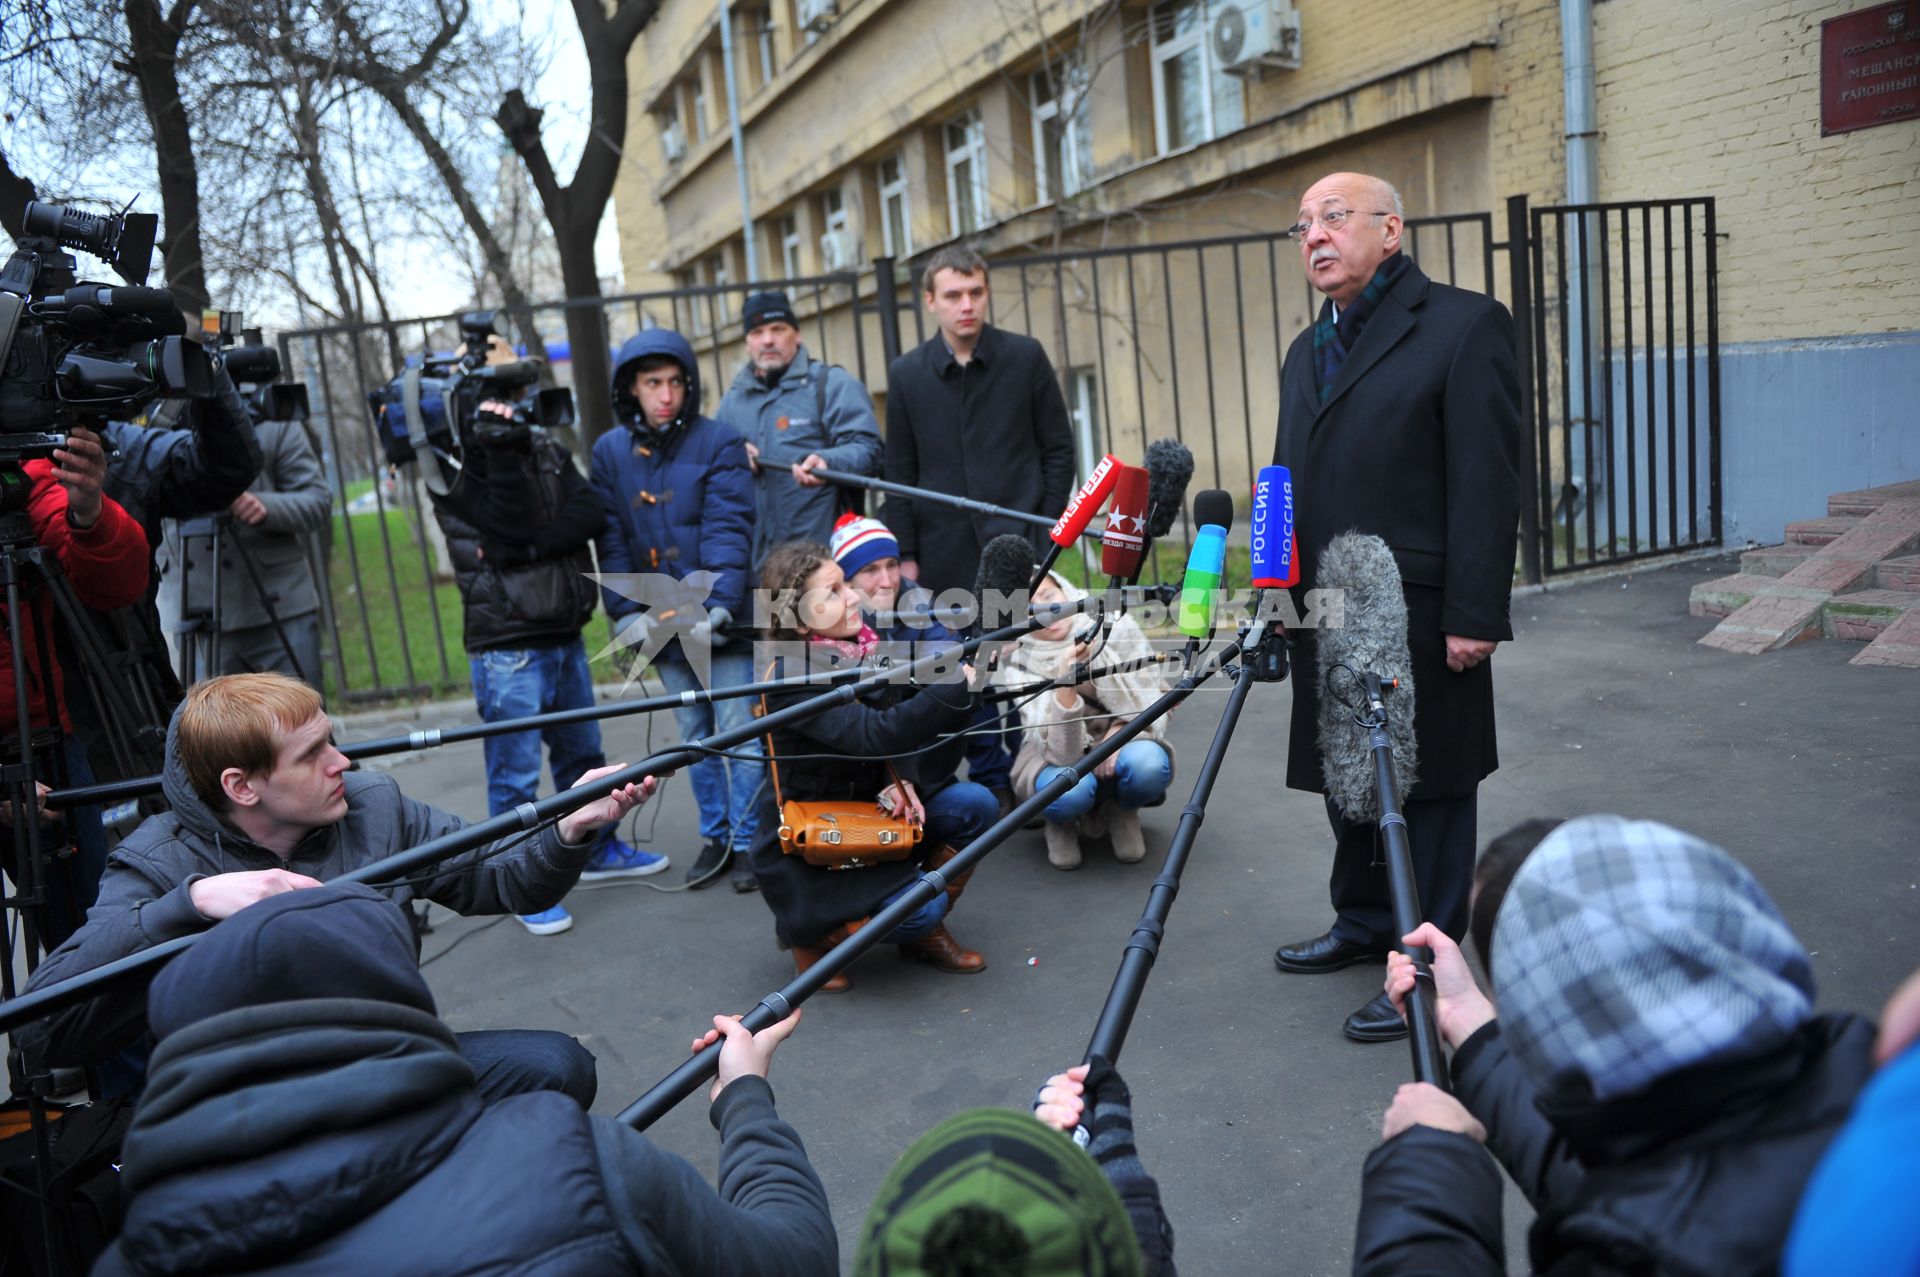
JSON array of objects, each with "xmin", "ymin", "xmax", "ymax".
[
  {"xmin": 1314, "ymin": 532, "xmax": 1417, "ymax": 822},
  {"xmin": 1143, "ymin": 440, "xmax": 1195, "ymax": 539}
]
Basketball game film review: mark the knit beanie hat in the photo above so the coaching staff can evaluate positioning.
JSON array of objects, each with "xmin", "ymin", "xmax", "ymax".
[
  {"xmin": 831, "ymin": 511, "xmax": 900, "ymax": 578},
  {"xmin": 742, "ymin": 290, "xmax": 797, "ymax": 336},
  {"xmin": 855, "ymin": 1106, "xmax": 1143, "ymax": 1277},
  {"xmin": 148, "ymin": 882, "xmax": 436, "ymax": 1041},
  {"xmin": 1491, "ymin": 814, "xmax": 1816, "ymax": 1104}
]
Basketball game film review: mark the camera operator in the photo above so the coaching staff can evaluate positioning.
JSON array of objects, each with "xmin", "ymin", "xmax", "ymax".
[
  {"xmin": 154, "ymin": 374, "xmax": 329, "ymax": 686},
  {"xmin": 429, "ymin": 337, "xmax": 667, "ymax": 937},
  {"xmin": 0, "ymin": 427, "xmax": 151, "ymax": 950},
  {"xmin": 100, "ymin": 357, "xmax": 262, "ymax": 537}
]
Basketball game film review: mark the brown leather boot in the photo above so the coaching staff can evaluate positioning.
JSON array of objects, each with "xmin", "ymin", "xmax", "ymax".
[
  {"xmin": 792, "ymin": 944, "xmax": 851, "ymax": 992},
  {"xmin": 792, "ymin": 916, "xmax": 867, "ymax": 993},
  {"xmin": 899, "ymin": 923, "xmax": 986, "ymax": 973},
  {"xmin": 922, "ymin": 843, "xmax": 975, "ymax": 907}
]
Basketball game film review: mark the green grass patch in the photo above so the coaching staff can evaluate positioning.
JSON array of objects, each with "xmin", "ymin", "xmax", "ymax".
[{"xmin": 324, "ymin": 507, "xmax": 467, "ymax": 702}]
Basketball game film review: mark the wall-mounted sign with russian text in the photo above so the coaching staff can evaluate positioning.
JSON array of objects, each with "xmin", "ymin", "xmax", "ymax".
[{"xmin": 1822, "ymin": 0, "xmax": 1920, "ymax": 135}]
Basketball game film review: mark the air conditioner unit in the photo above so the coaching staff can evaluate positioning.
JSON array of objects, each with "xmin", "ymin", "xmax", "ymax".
[
  {"xmin": 662, "ymin": 122, "xmax": 687, "ymax": 164},
  {"xmin": 1211, "ymin": 0, "xmax": 1302, "ymax": 75},
  {"xmin": 819, "ymin": 228, "xmax": 861, "ymax": 271},
  {"xmin": 798, "ymin": 0, "xmax": 837, "ymax": 35}
]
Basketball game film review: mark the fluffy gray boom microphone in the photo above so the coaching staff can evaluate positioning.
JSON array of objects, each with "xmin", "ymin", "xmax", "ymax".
[
  {"xmin": 1143, "ymin": 440, "xmax": 1195, "ymax": 539},
  {"xmin": 1315, "ymin": 532, "xmax": 1418, "ymax": 822}
]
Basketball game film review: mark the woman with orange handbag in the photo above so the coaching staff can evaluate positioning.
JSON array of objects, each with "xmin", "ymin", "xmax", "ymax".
[{"xmin": 747, "ymin": 542, "xmax": 999, "ymax": 992}]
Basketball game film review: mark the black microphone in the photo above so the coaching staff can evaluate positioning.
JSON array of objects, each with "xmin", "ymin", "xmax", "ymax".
[
  {"xmin": 1313, "ymin": 533, "xmax": 1416, "ymax": 822},
  {"xmin": 974, "ymin": 533, "xmax": 1038, "ymax": 628}
]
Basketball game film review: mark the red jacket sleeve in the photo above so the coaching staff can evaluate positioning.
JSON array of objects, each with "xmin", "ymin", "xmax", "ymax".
[{"xmin": 24, "ymin": 461, "xmax": 151, "ymax": 610}]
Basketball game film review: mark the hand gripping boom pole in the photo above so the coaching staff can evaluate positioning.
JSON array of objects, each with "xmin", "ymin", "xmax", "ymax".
[
  {"xmin": 617, "ymin": 637, "xmax": 1246, "ymax": 1132},
  {"xmin": 1359, "ymin": 672, "xmax": 1449, "ymax": 1090},
  {"xmin": 1082, "ymin": 627, "xmax": 1270, "ymax": 1066},
  {"xmin": 0, "ymin": 600, "xmax": 1104, "ymax": 1037}
]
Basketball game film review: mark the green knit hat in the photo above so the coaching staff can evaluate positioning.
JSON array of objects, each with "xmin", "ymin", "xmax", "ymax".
[{"xmin": 854, "ymin": 1106, "xmax": 1144, "ymax": 1277}]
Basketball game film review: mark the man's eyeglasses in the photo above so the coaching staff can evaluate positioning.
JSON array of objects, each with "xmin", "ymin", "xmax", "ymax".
[{"xmin": 1285, "ymin": 208, "xmax": 1393, "ymax": 239}]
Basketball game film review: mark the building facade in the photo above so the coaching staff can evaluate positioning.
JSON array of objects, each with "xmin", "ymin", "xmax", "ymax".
[{"xmin": 612, "ymin": 0, "xmax": 1918, "ymax": 548}]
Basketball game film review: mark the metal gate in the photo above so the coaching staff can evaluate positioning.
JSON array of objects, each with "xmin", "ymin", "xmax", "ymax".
[{"xmin": 276, "ymin": 198, "xmax": 1719, "ymax": 701}]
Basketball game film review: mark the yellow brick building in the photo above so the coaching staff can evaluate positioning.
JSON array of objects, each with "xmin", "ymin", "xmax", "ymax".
[{"xmin": 612, "ymin": 0, "xmax": 1918, "ymax": 550}]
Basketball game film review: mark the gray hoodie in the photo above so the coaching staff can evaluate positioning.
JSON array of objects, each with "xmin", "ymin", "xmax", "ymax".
[{"xmin": 21, "ymin": 709, "xmax": 589, "ymax": 1069}]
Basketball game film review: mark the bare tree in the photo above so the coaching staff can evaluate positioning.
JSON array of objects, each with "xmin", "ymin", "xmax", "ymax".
[
  {"xmin": 120, "ymin": 0, "xmax": 211, "ymax": 310},
  {"xmin": 494, "ymin": 0, "xmax": 664, "ymax": 443}
]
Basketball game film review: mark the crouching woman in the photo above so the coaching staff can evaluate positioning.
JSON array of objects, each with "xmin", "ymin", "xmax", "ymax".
[{"xmin": 748, "ymin": 542, "xmax": 999, "ymax": 991}]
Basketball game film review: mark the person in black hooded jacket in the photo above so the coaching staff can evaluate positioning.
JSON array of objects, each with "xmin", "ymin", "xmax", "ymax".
[
  {"xmin": 1353, "ymin": 816, "xmax": 1875, "ymax": 1277},
  {"xmin": 93, "ymin": 881, "xmax": 835, "ymax": 1276}
]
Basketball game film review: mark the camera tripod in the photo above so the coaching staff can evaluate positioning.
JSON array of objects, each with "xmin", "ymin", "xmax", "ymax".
[{"xmin": 173, "ymin": 512, "xmax": 311, "ymax": 685}]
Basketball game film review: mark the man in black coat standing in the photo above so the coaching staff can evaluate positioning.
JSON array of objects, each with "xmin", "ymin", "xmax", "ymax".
[
  {"xmin": 1269, "ymin": 171, "xmax": 1520, "ymax": 1043},
  {"xmin": 881, "ymin": 246, "xmax": 1077, "ymax": 600}
]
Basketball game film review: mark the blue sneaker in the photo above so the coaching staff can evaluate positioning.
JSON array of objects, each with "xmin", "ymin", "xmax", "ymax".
[
  {"xmin": 579, "ymin": 838, "xmax": 670, "ymax": 882},
  {"xmin": 517, "ymin": 905, "xmax": 573, "ymax": 936}
]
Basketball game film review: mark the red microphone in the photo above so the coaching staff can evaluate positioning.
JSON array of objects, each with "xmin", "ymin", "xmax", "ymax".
[
  {"xmin": 1049, "ymin": 454, "xmax": 1123, "ymax": 548},
  {"xmin": 1100, "ymin": 465, "xmax": 1151, "ymax": 580}
]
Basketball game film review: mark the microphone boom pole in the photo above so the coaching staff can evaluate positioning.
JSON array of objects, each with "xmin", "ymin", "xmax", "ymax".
[
  {"xmin": 1083, "ymin": 622, "xmax": 1272, "ymax": 1066},
  {"xmin": 1357, "ymin": 673, "xmax": 1449, "ymax": 1090},
  {"xmin": 806, "ymin": 466, "xmax": 1104, "ymax": 543},
  {"xmin": 617, "ymin": 636, "xmax": 1248, "ymax": 1132},
  {"xmin": 0, "ymin": 601, "xmax": 1106, "ymax": 1037}
]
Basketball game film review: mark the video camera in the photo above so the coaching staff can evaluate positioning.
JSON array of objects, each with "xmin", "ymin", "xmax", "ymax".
[
  {"xmin": 369, "ymin": 311, "xmax": 573, "ymax": 472},
  {"xmin": 0, "ymin": 201, "xmax": 216, "ymax": 464},
  {"xmin": 223, "ymin": 341, "xmax": 310, "ymax": 423}
]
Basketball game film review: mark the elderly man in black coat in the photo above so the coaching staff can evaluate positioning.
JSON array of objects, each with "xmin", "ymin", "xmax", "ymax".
[
  {"xmin": 1269, "ymin": 171, "xmax": 1521, "ymax": 1043},
  {"xmin": 880, "ymin": 246, "xmax": 1077, "ymax": 600}
]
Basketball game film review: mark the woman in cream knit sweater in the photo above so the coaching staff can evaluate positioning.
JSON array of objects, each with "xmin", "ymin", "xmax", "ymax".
[{"xmin": 997, "ymin": 571, "xmax": 1174, "ymax": 869}]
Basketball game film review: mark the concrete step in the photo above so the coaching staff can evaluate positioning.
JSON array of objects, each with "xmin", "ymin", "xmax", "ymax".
[
  {"xmin": 1822, "ymin": 589, "xmax": 1920, "ymax": 643},
  {"xmin": 1689, "ymin": 572, "xmax": 1774, "ymax": 619},
  {"xmin": 1830, "ymin": 479, "xmax": 1920, "ymax": 518},
  {"xmin": 1786, "ymin": 516, "xmax": 1862, "ymax": 546},
  {"xmin": 1875, "ymin": 554, "xmax": 1920, "ymax": 592},
  {"xmin": 1852, "ymin": 606, "xmax": 1920, "ymax": 667},
  {"xmin": 1740, "ymin": 542, "xmax": 1821, "ymax": 578}
]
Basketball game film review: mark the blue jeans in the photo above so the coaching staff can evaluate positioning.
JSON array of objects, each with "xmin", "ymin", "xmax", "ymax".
[
  {"xmin": 1035, "ymin": 740, "xmax": 1173, "ymax": 825},
  {"xmin": 656, "ymin": 650, "xmax": 763, "ymax": 851},
  {"xmin": 964, "ymin": 701, "xmax": 1015, "ymax": 792},
  {"xmin": 878, "ymin": 780, "xmax": 999, "ymax": 942},
  {"xmin": 469, "ymin": 641, "xmax": 608, "ymax": 847}
]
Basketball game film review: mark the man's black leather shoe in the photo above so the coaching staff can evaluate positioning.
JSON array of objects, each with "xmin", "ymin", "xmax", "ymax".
[
  {"xmin": 1343, "ymin": 992, "xmax": 1411, "ymax": 1043},
  {"xmin": 1273, "ymin": 931, "xmax": 1386, "ymax": 974}
]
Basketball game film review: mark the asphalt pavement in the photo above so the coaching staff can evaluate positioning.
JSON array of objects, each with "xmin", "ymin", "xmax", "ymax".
[{"xmin": 384, "ymin": 551, "xmax": 1919, "ymax": 1275}]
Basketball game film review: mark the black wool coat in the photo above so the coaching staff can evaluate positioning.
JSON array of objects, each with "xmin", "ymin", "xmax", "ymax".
[
  {"xmin": 882, "ymin": 324, "xmax": 1077, "ymax": 598},
  {"xmin": 1273, "ymin": 260, "xmax": 1521, "ymax": 800}
]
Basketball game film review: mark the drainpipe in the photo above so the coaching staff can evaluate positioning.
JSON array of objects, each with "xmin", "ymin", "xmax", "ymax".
[
  {"xmin": 1562, "ymin": 0, "xmax": 1604, "ymax": 524},
  {"xmin": 718, "ymin": 0, "xmax": 759, "ymax": 279}
]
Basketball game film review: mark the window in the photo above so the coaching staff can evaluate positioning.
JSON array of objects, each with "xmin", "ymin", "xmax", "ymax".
[
  {"xmin": 1066, "ymin": 367, "xmax": 1101, "ymax": 481},
  {"xmin": 822, "ymin": 187, "xmax": 849, "ymax": 235},
  {"xmin": 1149, "ymin": 0, "xmax": 1243, "ymax": 154},
  {"xmin": 779, "ymin": 213, "xmax": 803, "ymax": 278},
  {"xmin": 704, "ymin": 251, "xmax": 731, "ymax": 331},
  {"xmin": 755, "ymin": 8, "xmax": 777, "ymax": 86},
  {"xmin": 943, "ymin": 109, "xmax": 989, "ymax": 236},
  {"xmin": 659, "ymin": 99, "xmax": 684, "ymax": 164},
  {"xmin": 1031, "ymin": 66, "xmax": 1093, "ymax": 203},
  {"xmin": 878, "ymin": 154, "xmax": 912, "ymax": 258},
  {"xmin": 690, "ymin": 75, "xmax": 711, "ymax": 143}
]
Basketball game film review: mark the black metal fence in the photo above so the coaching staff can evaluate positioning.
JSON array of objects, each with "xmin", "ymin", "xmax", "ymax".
[{"xmin": 276, "ymin": 196, "xmax": 1718, "ymax": 701}]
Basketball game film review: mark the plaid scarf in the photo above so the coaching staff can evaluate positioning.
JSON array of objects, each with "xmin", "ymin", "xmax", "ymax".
[{"xmin": 1313, "ymin": 250, "xmax": 1411, "ymax": 402}]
